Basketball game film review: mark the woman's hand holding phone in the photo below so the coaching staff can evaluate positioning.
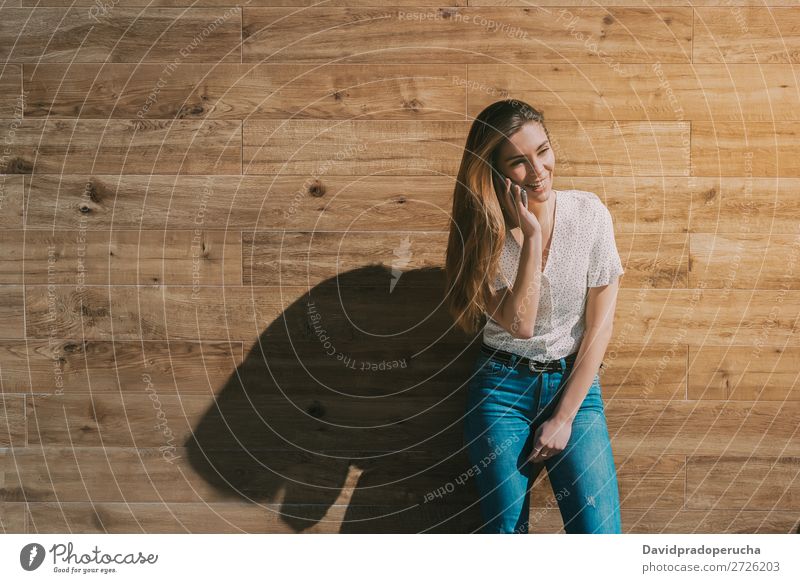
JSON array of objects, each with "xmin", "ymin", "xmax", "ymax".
[{"xmin": 497, "ymin": 176, "xmax": 541, "ymax": 240}]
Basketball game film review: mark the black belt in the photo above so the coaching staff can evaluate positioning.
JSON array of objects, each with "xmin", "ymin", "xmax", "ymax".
[{"xmin": 480, "ymin": 342, "xmax": 579, "ymax": 373}]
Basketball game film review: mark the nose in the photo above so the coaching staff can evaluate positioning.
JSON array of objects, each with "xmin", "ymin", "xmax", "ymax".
[{"xmin": 528, "ymin": 162, "xmax": 547, "ymax": 179}]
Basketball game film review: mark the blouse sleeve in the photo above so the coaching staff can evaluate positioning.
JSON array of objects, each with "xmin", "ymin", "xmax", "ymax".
[
  {"xmin": 587, "ymin": 204, "xmax": 624, "ymax": 287},
  {"xmin": 492, "ymin": 275, "xmax": 506, "ymax": 291},
  {"xmin": 490, "ymin": 235, "xmax": 514, "ymax": 291}
]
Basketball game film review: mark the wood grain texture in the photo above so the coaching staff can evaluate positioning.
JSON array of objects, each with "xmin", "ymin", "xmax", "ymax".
[
  {"xmin": 694, "ymin": 7, "xmax": 800, "ymax": 64},
  {"xmin": 242, "ymin": 7, "xmax": 692, "ymax": 64},
  {"xmin": 0, "ymin": 230, "xmax": 242, "ymax": 285},
  {"xmin": 0, "ymin": 7, "xmax": 242, "ymax": 63},
  {"xmin": 19, "ymin": 503, "xmax": 800, "ymax": 534},
  {"xmin": 0, "ymin": 2, "xmax": 795, "ymax": 533},
  {"xmin": 688, "ymin": 346, "xmax": 800, "ymax": 401},
  {"xmin": 686, "ymin": 456, "xmax": 800, "ymax": 510},
  {"xmin": 243, "ymin": 120, "xmax": 689, "ymax": 176},
  {"xmin": 0, "ymin": 447, "xmax": 684, "ymax": 510},
  {"xmin": 0, "ymin": 395, "xmax": 26, "ymax": 447},
  {"xmin": 692, "ymin": 122, "xmax": 800, "ymax": 177},
  {"xmin": 0, "ymin": 120, "xmax": 242, "ymax": 175},
  {"xmin": 0, "ymin": 64, "xmax": 21, "ymax": 118},
  {"xmin": 0, "ymin": 340, "xmax": 244, "ymax": 394},
  {"xmin": 23, "ymin": 63, "xmax": 465, "ymax": 120},
  {"xmin": 469, "ymin": 63, "xmax": 800, "ymax": 122}
]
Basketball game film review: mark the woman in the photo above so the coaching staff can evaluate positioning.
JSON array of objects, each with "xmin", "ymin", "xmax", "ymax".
[{"xmin": 444, "ymin": 99, "xmax": 625, "ymax": 534}]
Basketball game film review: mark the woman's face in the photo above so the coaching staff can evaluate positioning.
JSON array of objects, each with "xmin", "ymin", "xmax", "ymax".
[{"xmin": 495, "ymin": 122, "xmax": 555, "ymax": 200}]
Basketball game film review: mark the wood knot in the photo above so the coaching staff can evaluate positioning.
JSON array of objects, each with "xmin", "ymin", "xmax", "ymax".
[
  {"xmin": 6, "ymin": 157, "xmax": 33, "ymax": 174},
  {"xmin": 402, "ymin": 98, "xmax": 423, "ymax": 112},
  {"xmin": 178, "ymin": 104, "xmax": 205, "ymax": 118},
  {"xmin": 309, "ymin": 180, "xmax": 326, "ymax": 197},
  {"xmin": 306, "ymin": 400, "xmax": 326, "ymax": 418}
]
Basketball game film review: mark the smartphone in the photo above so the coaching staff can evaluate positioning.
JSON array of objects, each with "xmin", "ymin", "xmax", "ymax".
[{"xmin": 491, "ymin": 165, "xmax": 528, "ymax": 208}]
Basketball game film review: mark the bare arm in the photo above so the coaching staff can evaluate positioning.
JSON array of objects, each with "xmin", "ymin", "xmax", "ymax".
[
  {"xmin": 551, "ymin": 277, "xmax": 620, "ymax": 423},
  {"xmin": 484, "ymin": 232, "xmax": 543, "ymax": 339}
]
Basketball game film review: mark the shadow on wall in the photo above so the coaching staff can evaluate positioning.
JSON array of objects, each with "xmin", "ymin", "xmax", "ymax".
[{"xmin": 185, "ymin": 265, "xmax": 489, "ymax": 533}]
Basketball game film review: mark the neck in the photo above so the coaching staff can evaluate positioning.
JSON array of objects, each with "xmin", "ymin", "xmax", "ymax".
[{"xmin": 527, "ymin": 189, "xmax": 556, "ymax": 231}]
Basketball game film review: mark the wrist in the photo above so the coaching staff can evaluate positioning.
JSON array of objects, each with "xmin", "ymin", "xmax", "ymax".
[
  {"xmin": 522, "ymin": 231, "xmax": 542, "ymax": 243},
  {"xmin": 552, "ymin": 409, "xmax": 576, "ymax": 425}
]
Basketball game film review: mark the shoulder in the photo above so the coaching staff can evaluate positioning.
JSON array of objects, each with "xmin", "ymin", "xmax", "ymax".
[{"xmin": 561, "ymin": 189, "xmax": 609, "ymax": 222}]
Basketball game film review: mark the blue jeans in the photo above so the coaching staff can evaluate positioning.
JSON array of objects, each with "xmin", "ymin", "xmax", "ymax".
[{"xmin": 463, "ymin": 347, "xmax": 622, "ymax": 534}]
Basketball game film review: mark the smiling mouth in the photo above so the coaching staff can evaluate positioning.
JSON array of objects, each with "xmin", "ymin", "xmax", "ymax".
[{"xmin": 524, "ymin": 176, "xmax": 548, "ymax": 191}]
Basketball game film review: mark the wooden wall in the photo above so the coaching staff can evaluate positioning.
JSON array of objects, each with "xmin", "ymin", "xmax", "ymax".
[{"xmin": 1, "ymin": 0, "xmax": 799, "ymax": 534}]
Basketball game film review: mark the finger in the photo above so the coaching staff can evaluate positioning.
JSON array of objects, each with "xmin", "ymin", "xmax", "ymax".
[
  {"xmin": 510, "ymin": 183, "xmax": 524, "ymax": 217},
  {"xmin": 530, "ymin": 448, "xmax": 547, "ymax": 463}
]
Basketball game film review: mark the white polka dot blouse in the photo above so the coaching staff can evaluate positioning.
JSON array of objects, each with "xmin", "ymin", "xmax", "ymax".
[{"xmin": 483, "ymin": 189, "xmax": 625, "ymax": 362}]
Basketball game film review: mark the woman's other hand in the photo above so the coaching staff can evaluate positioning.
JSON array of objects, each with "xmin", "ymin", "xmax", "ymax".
[{"xmin": 528, "ymin": 416, "xmax": 572, "ymax": 464}]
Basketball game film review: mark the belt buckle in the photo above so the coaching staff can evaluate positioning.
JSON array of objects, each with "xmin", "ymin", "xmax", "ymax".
[{"xmin": 528, "ymin": 360, "xmax": 547, "ymax": 373}]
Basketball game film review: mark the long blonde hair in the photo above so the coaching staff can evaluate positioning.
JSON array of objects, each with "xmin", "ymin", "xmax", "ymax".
[{"xmin": 444, "ymin": 99, "xmax": 551, "ymax": 335}]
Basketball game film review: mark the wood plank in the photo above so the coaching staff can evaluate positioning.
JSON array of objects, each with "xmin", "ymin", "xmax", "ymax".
[
  {"xmin": 243, "ymin": 120, "xmax": 689, "ymax": 176},
  {"xmin": 21, "ymin": 174, "xmax": 452, "ymax": 231},
  {"xmin": 470, "ymin": 63, "xmax": 800, "ymax": 122},
  {"xmin": 0, "ymin": 174, "xmax": 24, "ymax": 229},
  {"xmin": 690, "ymin": 233, "xmax": 800, "ymax": 290},
  {"xmin": 614, "ymin": 233, "xmax": 688, "ymax": 288},
  {"xmin": 0, "ymin": 503, "xmax": 26, "ymax": 533},
  {"xmin": 2, "ymin": 446, "xmax": 684, "ymax": 510},
  {"xmin": 600, "ymin": 344, "xmax": 686, "ymax": 400},
  {"xmin": 616, "ymin": 454, "xmax": 686, "ymax": 509},
  {"xmin": 693, "ymin": 122, "xmax": 800, "ymax": 177},
  {"xmin": 0, "ymin": 339, "xmax": 243, "ymax": 394},
  {"xmin": 688, "ymin": 178, "xmax": 800, "ymax": 234},
  {"xmin": 0, "ymin": 119, "xmax": 241, "ymax": 175},
  {"xmin": 0, "ymin": 230, "xmax": 242, "ymax": 285},
  {"xmin": 23, "ymin": 63, "xmax": 465, "ymax": 120},
  {"xmin": 23, "ymin": 502, "xmax": 800, "ymax": 533},
  {"xmin": 615, "ymin": 288, "xmax": 800, "ymax": 347},
  {"xmin": 243, "ymin": 231, "xmax": 447, "ymax": 287},
  {"xmin": 0, "ymin": 395, "xmax": 25, "ymax": 447},
  {"xmin": 24, "ymin": 390, "xmax": 800, "ymax": 457},
  {"xmin": 23, "ymin": 279, "xmax": 462, "ymax": 340},
  {"xmin": 25, "ymin": 501, "xmax": 483, "ymax": 533},
  {"xmin": 20, "ymin": 0, "xmax": 800, "ymax": 7},
  {"xmin": 22, "ymin": 285, "xmax": 800, "ymax": 347},
  {"xmin": 19, "ymin": 174, "xmax": 694, "ymax": 234},
  {"xmin": 616, "ymin": 508, "xmax": 799, "ymax": 534},
  {"xmin": 688, "ymin": 346, "xmax": 800, "ymax": 401},
  {"xmin": 243, "ymin": 230, "xmax": 685, "ymax": 289},
  {"xmin": 16, "ymin": 175, "xmax": 796, "ymax": 237},
  {"xmin": 695, "ymin": 7, "xmax": 800, "ymax": 64},
  {"xmin": 470, "ymin": 1, "xmax": 800, "ymax": 6},
  {"xmin": 0, "ymin": 64, "xmax": 21, "ymax": 118},
  {"xmin": 687, "ymin": 456, "xmax": 800, "ymax": 510},
  {"xmin": 0, "ymin": 7, "xmax": 241, "ymax": 62},
  {"xmin": 606, "ymin": 399, "xmax": 800, "ymax": 457},
  {"xmin": 24, "ymin": 0, "xmax": 465, "ymax": 6},
  {"xmin": 242, "ymin": 7, "xmax": 691, "ymax": 64},
  {"xmin": 0, "ymin": 285, "xmax": 24, "ymax": 338}
]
